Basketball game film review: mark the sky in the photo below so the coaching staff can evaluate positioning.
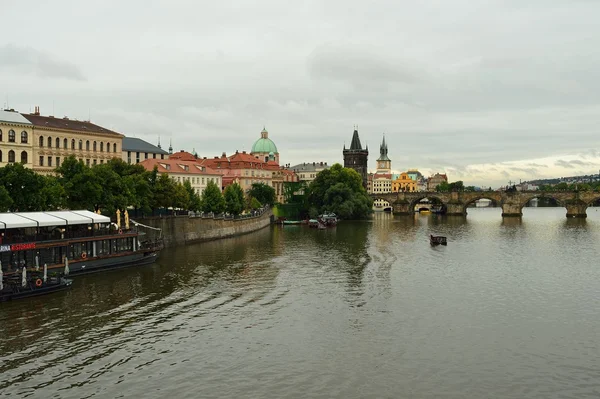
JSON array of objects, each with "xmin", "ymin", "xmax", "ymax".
[{"xmin": 1, "ymin": 0, "xmax": 599, "ymax": 188}]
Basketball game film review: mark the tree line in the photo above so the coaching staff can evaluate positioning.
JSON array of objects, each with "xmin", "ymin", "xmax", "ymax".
[{"xmin": 0, "ymin": 156, "xmax": 276, "ymax": 215}]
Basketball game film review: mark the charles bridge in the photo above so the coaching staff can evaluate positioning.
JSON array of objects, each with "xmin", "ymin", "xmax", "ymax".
[{"xmin": 371, "ymin": 191, "xmax": 600, "ymax": 218}]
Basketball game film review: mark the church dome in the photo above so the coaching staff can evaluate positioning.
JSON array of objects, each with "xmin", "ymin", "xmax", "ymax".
[{"xmin": 251, "ymin": 127, "xmax": 278, "ymax": 154}]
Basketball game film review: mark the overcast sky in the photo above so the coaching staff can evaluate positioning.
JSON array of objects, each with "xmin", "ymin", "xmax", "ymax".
[{"xmin": 1, "ymin": 0, "xmax": 599, "ymax": 187}]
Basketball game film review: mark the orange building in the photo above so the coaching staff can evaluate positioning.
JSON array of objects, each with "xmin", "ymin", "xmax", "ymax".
[{"xmin": 392, "ymin": 172, "xmax": 417, "ymax": 192}]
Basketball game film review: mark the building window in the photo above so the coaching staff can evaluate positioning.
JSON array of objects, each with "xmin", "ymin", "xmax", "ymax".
[
  {"xmin": 21, "ymin": 131, "xmax": 28, "ymax": 143},
  {"xmin": 21, "ymin": 151, "xmax": 27, "ymax": 164},
  {"xmin": 145, "ymin": 152, "xmax": 148, "ymax": 159},
  {"xmin": 64, "ymin": 138, "xmax": 68, "ymax": 149},
  {"xmin": 86, "ymin": 140, "xmax": 90, "ymax": 151},
  {"xmin": 79, "ymin": 140, "xmax": 83, "ymax": 150},
  {"xmin": 100, "ymin": 142, "xmax": 104, "ymax": 152},
  {"xmin": 71, "ymin": 139, "xmax": 75, "ymax": 149},
  {"xmin": 39, "ymin": 156, "xmax": 43, "ymax": 166},
  {"xmin": 8, "ymin": 150, "xmax": 15, "ymax": 163},
  {"xmin": 127, "ymin": 151, "xmax": 131, "ymax": 164},
  {"xmin": 113, "ymin": 143, "xmax": 117, "ymax": 152},
  {"xmin": 56, "ymin": 157, "xmax": 60, "ymax": 167},
  {"xmin": 48, "ymin": 137, "xmax": 52, "ymax": 147},
  {"xmin": 107, "ymin": 142, "xmax": 110, "ymax": 153},
  {"xmin": 161, "ymin": 154, "xmax": 164, "ymax": 159},
  {"xmin": 100, "ymin": 159, "xmax": 104, "ymax": 164},
  {"xmin": 9, "ymin": 130, "xmax": 15, "ymax": 143},
  {"xmin": 93, "ymin": 141, "xmax": 97, "ymax": 151},
  {"xmin": 153, "ymin": 153, "xmax": 156, "ymax": 159},
  {"xmin": 0, "ymin": 150, "xmax": 2, "ymax": 162},
  {"xmin": 86, "ymin": 159, "xmax": 90, "ymax": 166},
  {"xmin": 47, "ymin": 156, "xmax": 52, "ymax": 167},
  {"xmin": 0, "ymin": 129, "xmax": 2, "ymax": 141},
  {"xmin": 136, "ymin": 152, "xmax": 140, "ymax": 163},
  {"xmin": 56, "ymin": 137, "xmax": 60, "ymax": 148},
  {"xmin": 93, "ymin": 159, "xmax": 97, "ymax": 165}
]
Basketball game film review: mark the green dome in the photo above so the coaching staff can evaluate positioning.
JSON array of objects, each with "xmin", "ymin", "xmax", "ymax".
[{"xmin": 251, "ymin": 127, "xmax": 278, "ymax": 153}]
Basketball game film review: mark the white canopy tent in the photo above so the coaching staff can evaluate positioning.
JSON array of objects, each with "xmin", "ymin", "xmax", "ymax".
[{"xmin": 0, "ymin": 210, "xmax": 111, "ymax": 229}]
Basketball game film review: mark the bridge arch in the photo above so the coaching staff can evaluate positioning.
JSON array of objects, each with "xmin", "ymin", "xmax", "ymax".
[{"xmin": 408, "ymin": 195, "xmax": 446, "ymax": 213}]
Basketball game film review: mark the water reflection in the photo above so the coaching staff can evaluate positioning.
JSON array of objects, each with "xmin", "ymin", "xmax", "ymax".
[{"xmin": 3, "ymin": 208, "xmax": 600, "ymax": 398}]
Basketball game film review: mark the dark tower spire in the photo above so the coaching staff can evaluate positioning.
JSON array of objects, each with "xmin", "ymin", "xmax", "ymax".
[{"xmin": 343, "ymin": 126, "xmax": 369, "ymax": 189}]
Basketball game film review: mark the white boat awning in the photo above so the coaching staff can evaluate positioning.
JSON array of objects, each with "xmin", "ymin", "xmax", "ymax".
[
  {"xmin": 44, "ymin": 211, "xmax": 96, "ymax": 225},
  {"xmin": 14, "ymin": 212, "xmax": 67, "ymax": 227},
  {"xmin": 0, "ymin": 210, "xmax": 111, "ymax": 229},
  {"xmin": 71, "ymin": 210, "xmax": 111, "ymax": 224},
  {"xmin": 0, "ymin": 213, "xmax": 38, "ymax": 229}
]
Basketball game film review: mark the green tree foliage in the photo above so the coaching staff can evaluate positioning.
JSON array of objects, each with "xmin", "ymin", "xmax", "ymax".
[
  {"xmin": 306, "ymin": 163, "xmax": 372, "ymax": 219},
  {"xmin": 0, "ymin": 185, "xmax": 13, "ymax": 212},
  {"xmin": 183, "ymin": 180, "xmax": 202, "ymax": 211},
  {"xmin": 247, "ymin": 183, "xmax": 275, "ymax": 206},
  {"xmin": 56, "ymin": 156, "xmax": 102, "ymax": 210},
  {"xmin": 152, "ymin": 173, "xmax": 177, "ymax": 210},
  {"xmin": 224, "ymin": 183, "xmax": 245, "ymax": 215},
  {"xmin": 436, "ymin": 180, "xmax": 464, "ymax": 192},
  {"xmin": 201, "ymin": 180, "xmax": 225, "ymax": 213},
  {"xmin": 0, "ymin": 163, "xmax": 50, "ymax": 211},
  {"xmin": 249, "ymin": 197, "xmax": 261, "ymax": 210}
]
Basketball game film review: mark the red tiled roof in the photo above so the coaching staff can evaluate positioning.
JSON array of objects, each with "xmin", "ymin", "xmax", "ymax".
[
  {"xmin": 22, "ymin": 113, "xmax": 123, "ymax": 136},
  {"xmin": 169, "ymin": 151, "xmax": 197, "ymax": 161},
  {"xmin": 138, "ymin": 158, "xmax": 221, "ymax": 175}
]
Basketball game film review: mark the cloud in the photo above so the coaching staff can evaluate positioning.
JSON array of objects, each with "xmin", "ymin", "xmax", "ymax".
[
  {"xmin": 1, "ymin": 0, "xmax": 600, "ymax": 189},
  {"xmin": 0, "ymin": 44, "xmax": 86, "ymax": 81}
]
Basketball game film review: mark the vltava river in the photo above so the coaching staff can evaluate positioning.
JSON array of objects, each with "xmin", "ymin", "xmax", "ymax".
[{"xmin": 2, "ymin": 208, "xmax": 600, "ymax": 398}]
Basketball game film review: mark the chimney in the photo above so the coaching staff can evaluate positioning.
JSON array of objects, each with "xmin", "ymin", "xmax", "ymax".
[
  {"xmin": 242, "ymin": 151, "xmax": 246, "ymax": 154},
  {"xmin": 223, "ymin": 152, "xmax": 228, "ymax": 157}
]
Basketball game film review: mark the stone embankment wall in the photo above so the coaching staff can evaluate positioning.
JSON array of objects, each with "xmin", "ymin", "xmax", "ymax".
[{"xmin": 136, "ymin": 209, "xmax": 273, "ymax": 248}]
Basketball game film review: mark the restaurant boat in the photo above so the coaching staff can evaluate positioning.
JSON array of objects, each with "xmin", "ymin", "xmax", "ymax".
[{"xmin": 0, "ymin": 210, "xmax": 163, "ymax": 277}]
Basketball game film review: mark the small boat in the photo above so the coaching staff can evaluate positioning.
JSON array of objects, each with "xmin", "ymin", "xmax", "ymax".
[
  {"xmin": 308, "ymin": 219, "xmax": 319, "ymax": 228},
  {"xmin": 1, "ymin": 272, "xmax": 72, "ymax": 302},
  {"xmin": 318, "ymin": 212, "xmax": 338, "ymax": 227},
  {"xmin": 430, "ymin": 235, "xmax": 447, "ymax": 246}
]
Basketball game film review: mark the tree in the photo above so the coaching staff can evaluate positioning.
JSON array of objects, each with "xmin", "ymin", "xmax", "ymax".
[
  {"xmin": 201, "ymin": 180, "xmax": 225, "ymax": 213},
  {"xmin": 306, "ymin": 163, "xmax": 372, "ymax": 219},
  {"xmin": 173, "ymin": 183, "xmax": 190, "ymax": 209},
  {"xmin": 152, "ymin": 173, "xmax": 177, "ymax": 210},
  {"xmin": 0, "ymin": 185, "xmax": 13, "ymax": 212},
  {"xmin": 224, "ymin": 183, "xmax": 245, "ymax": 215},
  {"xmin": 0, "ymin": 163, "xmax": 48, "ymax": 211},
  {"xmin": 56, "ymin": 156, "xmax": 102, "ymax": 210},
  {"xmin": 183, "ymin": 180, "xmax": 202, "ymax": 211},
  {"xmin": 436, "ymin": 181, "xmax": 450, "ymax": 192},
  {"xmin": 247, "ymin": 183, "xmax": 276, "ymax": 206},
  {"xmin": 40, "ymin": 176, "xmax": 67, "ymax": 210}
]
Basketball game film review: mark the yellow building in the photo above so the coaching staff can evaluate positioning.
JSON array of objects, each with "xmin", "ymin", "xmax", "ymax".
[
  {"xmin": 22, "ymin": 107, "xmax": 124, "ymax": 173},
  {"xmin": 392, "ymin": 172, "xmax": 417, "ymax": 192},
  {"xmin": 0, "ymin": 110, "xmax": 34, "ymax": 168}
]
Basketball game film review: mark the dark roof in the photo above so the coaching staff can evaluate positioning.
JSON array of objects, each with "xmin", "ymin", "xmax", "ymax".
[
  {"xmin": 22, "ymin": 113, "xmax": 122, "ymax": 136},
  {"xmin": 122, "ymin": 137, "xmax": 169, "ymax": 154},
  {"xmin": 349, "ymin": 129, "xmax": 363, "ymax": 150}
]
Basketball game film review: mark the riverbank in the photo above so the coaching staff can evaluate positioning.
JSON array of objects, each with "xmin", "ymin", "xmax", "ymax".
[{"xmin": 135, "ymin": 208, "xmax": 273, "ymax": 248}]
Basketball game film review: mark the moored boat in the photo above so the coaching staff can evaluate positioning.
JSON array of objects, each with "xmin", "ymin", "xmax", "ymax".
[
  {"xmin": 318, "ymin": 212, "xmax": 338, "ymax": 227},
  {"xmin": 0, "ymin": 210, "xmax": 163, "ymax": 278},
  {"xmin": 1, "ymin": 271, "xmax": 72, "ymax": 302}
]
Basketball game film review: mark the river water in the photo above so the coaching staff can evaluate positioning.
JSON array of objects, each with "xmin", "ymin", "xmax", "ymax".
[{"xmin": 2, "ymin": 208, "xmax": 600, "ymax": 398}]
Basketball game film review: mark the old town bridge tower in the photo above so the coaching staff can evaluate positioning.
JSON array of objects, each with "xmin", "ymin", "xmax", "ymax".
[{"xmin": 343, "ymin": 126, "xmax": 369, "ymax": 189}]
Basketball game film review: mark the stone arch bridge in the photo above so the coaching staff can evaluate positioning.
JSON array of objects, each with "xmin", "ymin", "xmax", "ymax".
[{"xmin": 371, "ymin": 191, "xmax": 600, "ymax": 218}]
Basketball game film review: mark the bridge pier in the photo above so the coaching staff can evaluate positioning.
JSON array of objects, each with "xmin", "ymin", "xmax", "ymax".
[
  {"xmin": 392, "ymin": 201, "xmax": 412, "ymax": 215},
  {"xmin": 445, "ymin": 202, "xmax": 466, "ymax": 216},
  {"xmin": 565, "ymin": 200, "xmax": 588, "ymax": 218},
  {"xmin": 501, "ymin": 203, "xmax": 522, "ymax": 217}
]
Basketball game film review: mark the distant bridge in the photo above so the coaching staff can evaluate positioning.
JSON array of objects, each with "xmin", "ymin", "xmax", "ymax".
[{"xmin": 371, "ymin": 191, "xmax": 600, "ymax": 218}]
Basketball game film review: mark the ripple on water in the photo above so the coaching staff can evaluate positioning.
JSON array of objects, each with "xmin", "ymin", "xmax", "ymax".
[{"xmin": 3, "ymin": 210, "xmax": 600, "ymax": 398}]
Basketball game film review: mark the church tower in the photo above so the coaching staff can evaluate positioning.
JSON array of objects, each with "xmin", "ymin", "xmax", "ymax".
[
  {"xmin": 343, "ymin": 126, "xmax": 369, "ymax": 189},
  {"xmin": 376, "ymin": 134, "xmax": 391, "ymax": 174}
]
